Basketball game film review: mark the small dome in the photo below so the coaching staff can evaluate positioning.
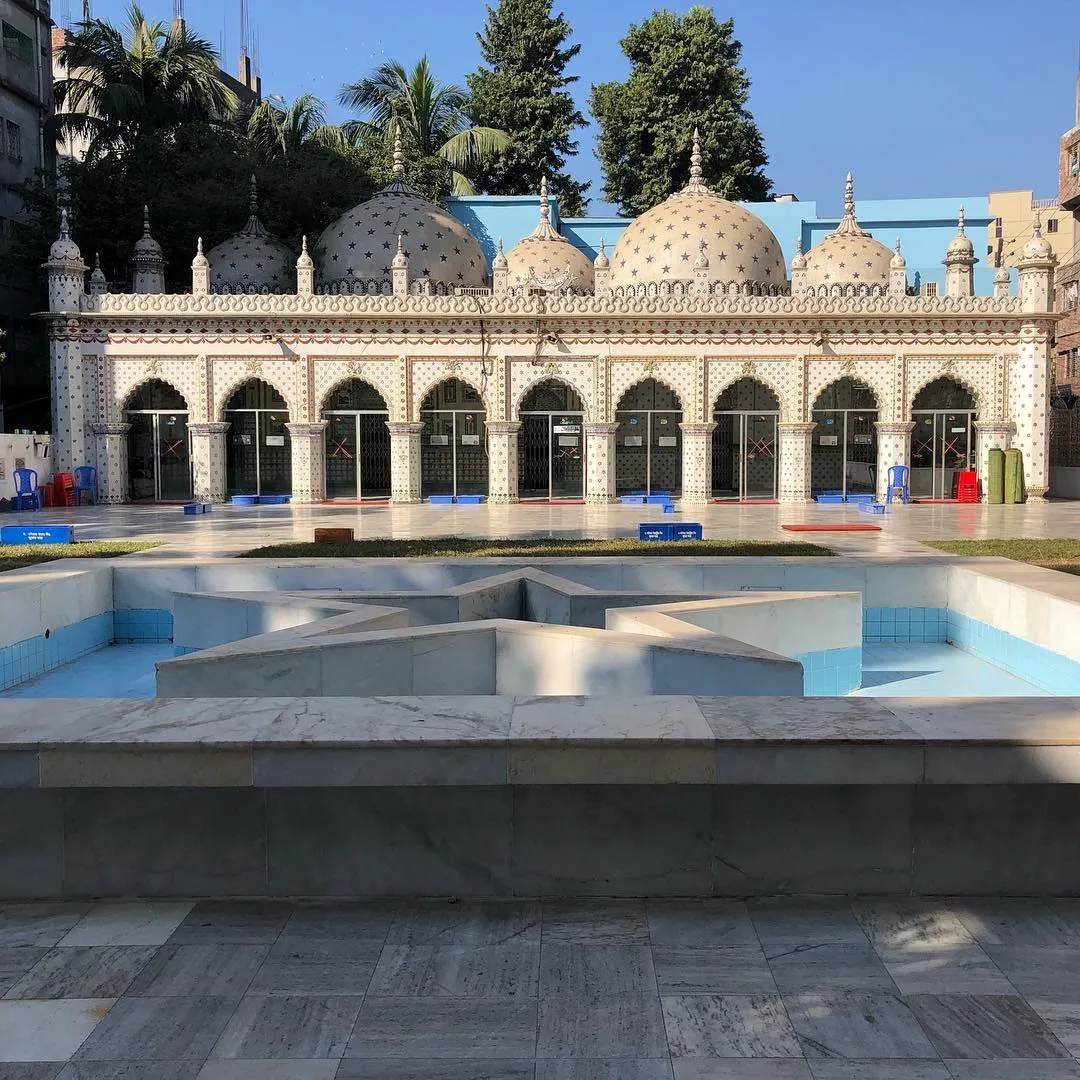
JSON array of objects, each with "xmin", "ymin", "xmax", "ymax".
[
  {"xmin": 945, "ymin": 207, "xmax": 975, "ymax": 260},
  {"xmin": 594, "ymin": 238, "xmax": 609, "ymax": 269},
  {"xmin": 391, "ymin": 234, "xmax": 408, "ymax": 269},
  {"xmin": 48, "ymin": 208, "xmax": 83, "ymax": 263},
  {"xmin": 89, "ymin": 251, "xmax": 107, "ymax": 287},
  {"xmin": 791, "ymin": 235, "xmax": 806, "ymax": 271},
  {"xmin": 313, "ymin": 131, "xmax": 485, "ymax": 292},
  {"xmin": 492, "ymin": 237, "xmax": 508, "ymax": 270},
  {"xmin": 803, "ymin": 174, "xmax": 893, "ymax": 291},
  {"xmin": 132, "ymin": 206, "xmax": 163, "ymax": 259},
  {"xmin": 206, "ymin": 177, "xmax": 294, "ymax": 294},
  {"xmin": 1021, "ymin": 212, "xmax": 1055, "ymax": 262},
  {"xmin": 994, "ymin": 263, "xmax": 1011, "ymax": 284},
  {"xmin": 890, "ymin": 237, "xmax": 906, "ymax": 269},
  {"xmin": 609, "ymin": 129, "xmax": 786, "ymax": 294},
  {"xmin": 192, "ymin": 237, "xmax": 209, "ymax": 270},
  {"xmin": 503, "ymin": 177, "xmax": 594, "ymax": 294},
  {"xmin": 692, "ymin": 239, "xmax": 709, "ymax": 270},
  {"xmin": 297, "ymin": 235, "xmax": 314, "ymax": 270}
]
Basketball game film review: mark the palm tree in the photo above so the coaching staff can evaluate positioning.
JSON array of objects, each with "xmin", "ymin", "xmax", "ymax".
[
  {"xmin": 246, "ymin": 93, "xmax": 356, "ymax": 161},
  {"xmin": 339, "ymin": 57, "xmax": 510, "ymax": 195},
  {"xmin": 51, "ymin": 2, "xmax": 238, "ymax": 161}
]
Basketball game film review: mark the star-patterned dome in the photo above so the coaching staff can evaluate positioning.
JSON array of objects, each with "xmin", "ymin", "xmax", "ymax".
[
  {"xmin": 803, "ymin": 174, "xmax": 893, "ymax": 293},
  {"xmin": 313, "ymin": 133, "xmax": 485, "ymax": 293},
  {"xmin": 609, "ymin": 130, "xmax": 786, "ymax": 295},
  {"xmin": 504, "ymin": 177, "xmax": 594, "ymax": 294},
  {"xmin": 206, "ymin": 177, "xmax": 295, "ymax": 294}
]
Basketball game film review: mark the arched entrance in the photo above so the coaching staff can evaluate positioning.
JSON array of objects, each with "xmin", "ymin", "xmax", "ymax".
[
  {"xmin": 712, "ymin": 378, "xmax": 780, "ymax": 500},
  {"xmin": 615, "ymin": 379, "xmax": 682, "ymax": 496},
  {"xmin": 518, "ymin": 380, "xmax": 586, "ymax": 500},
  {"xmin": 224, "ymin": 379, "xmax": 291, "ymax": 496},
  {"xmin": 911, "ymin": 377, "xmax": 977, "ymax": 499},
  {"xmin": 124, "ymin": 380, "xmax": 191, "ymax": 502},
  {"xmin": 420, "ymin": 378, "xmax": 487, "ymax": 498},
  {"xmin": 812, "ymin": 378, "xmax": 878, "ymax": 498},
  {"xmin": 322, "ymin": 379, "xmax": 390, "ymax": 501}
]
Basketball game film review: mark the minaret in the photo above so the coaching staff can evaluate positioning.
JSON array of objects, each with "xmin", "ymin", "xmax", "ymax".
[
  {"xmin": 296, "ymin": 235, "xmax": 314, "ymax": 297},
  {"xmin": 993, "ymin": 257, "xmax": 1012, "ymax": 300},
  {"xmin": 943, "ymin": 206, "xmax": 977, "ymax": 298},
  {"xmin": 392, "ymin": 233, "xmax": 409, "ymax": 296},
  {"xmin": 191, "ymin": 237, "xmax": 209, "ymax": 295},
  {"xmin": 790, "ymin": 234, "xmax": 807, "ymax": 297},
  {"xmin": 889, "ymin": 237, "xmax": 908, "ymax": 298},
  {"xmin": 492, "ymin": 237, "xmax": 508, "ymax": 295},
  {"xmin": 43, "ymin": 208, "xmax": 87, "ymax": 312},
  {"xmin": 131, "ymin": 205, "xmax": 165, "ymax": 293},
  {"xmin": 89, "ymin": 252, "xmax": 108, "ymax": 296},
  {"xmin": 593, "ymin": 238, "xmax": 610, "ymax": 296},
  {"xmin": 1017, "ymin": 210, "xmax": 1056, "ymax": 313},
  {"xmin": 692, "ymin": 238, "xmax": 711, "ymax": 297}
]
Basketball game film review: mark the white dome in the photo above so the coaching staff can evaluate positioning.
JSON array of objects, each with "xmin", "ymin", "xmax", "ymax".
[
  {"xmin": 132, "ymin": 206, "xmax": 163, "ymax": 260},
  {"xmin": 609, "ymin": 131, "xmax": 785, "ymax": 295},
  {"xmin": 803, "ymin": 174, "xmax": 893, "ymax": 291},
  {"xmin": 945, "ymin": 207, "xmax": 975, "ymax": 260},
  {"xmin": 207, "ymin": 177, "xmax": 294, "ymax": 294},
  {"xmin": 48, "ymin": 209, "xmax": 83, "ymax": 263},
  {"xmin": 504, "ymin": 178, "xmax": 594, "ymax": 294},
  {"xmin": 313, "ymin": 137, "xmax": 485, "ymax": 293}
]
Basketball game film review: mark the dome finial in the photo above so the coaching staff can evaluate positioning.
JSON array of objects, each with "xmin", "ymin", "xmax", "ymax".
[
  {"xmin": 249, "ymin": 174, "xmax": 259, "ymax": 215},
  {"xmin": 957, "ymin": 206, "xmax": 966, "ymax": 236},
  {"xmin": 392, "ymin": 125, "xmax": 405, "ymax": 183},
  {"xmin": 142, "ymin": 204, "xmax": 152, "ymax": 236},
  {"xmin": 192, "ymin": 235, "xmax": 209, "ymax": 269},
  {"xmin": 1033, "ymin": 208, "xmax": 1043, "ymax": 237},
  {"xmin": 689, "ymin": 127, "xmax": 704, "ymax": 187},
  {"xmin": 539, "ymin": 175, "xmax": 550, "ymax": 224},
  {"xmin": 297, "ymin": 234, "xmax": 314, "ymax": 269},
  {"xmin": 844, "ymin": 172, "xmax": 855, "ymax": 219},
  {"xmin": 59, "ymin": 207, "xmax": 71, "ymax": 239}
]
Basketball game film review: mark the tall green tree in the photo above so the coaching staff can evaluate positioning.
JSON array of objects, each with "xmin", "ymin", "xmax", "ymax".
[
  {"xmin": 339, "ymin": 57, "xmax": 511, "ymax": 195},
  {"xmin": 590, "ymin": 6, "xmax": 771, "ymax": 216},
  {"xmin": 246, "ymin": 93, "xmax": 355, "ymax": 162},
  {"xmin": 467, "ymin": 0, "xmax": 588, "ymax": 216},
  {"xmin": 51, "ymin": 2, "xmax": 238, "ymax": 161}
]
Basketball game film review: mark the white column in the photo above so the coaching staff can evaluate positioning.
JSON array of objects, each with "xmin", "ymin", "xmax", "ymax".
[
  {"xmin": 778, "ymin": 422, "xmax": 815, "ymax": 503},
  {"xmin": 679, "ymin": 422, "xmax": 716, "ymax": 505},
  {"xmin": 874, "ymin": 421, "xmax": 915, "ymax": 501},
  {"xmin": 285, "ymin": 422, "xmax": 327, "ymax": 504},
  {"xmin": 90, "ymin": 422, "xmax": 130, "ymax": 504},
  {"xmin": 188, "ymin": 422, "xmax": 229, "ymax": 503},
  {"xmin": 388, "ymin": 421, "xmax": 424, "ymax": 504},
  {"xmin": 1009, "ymin": 335, "xmax": 1053, "ymax": 502},
  {"xmin": 50, "ymin": 337, "xmax": 87, "ymax": 472},
  {"xmin": 584, "ymin": 422, "xmax": 619, "ymax": 503},
  {"xmin": 486, "ymin": 421, "xmax": 520, "ymax": 504}
]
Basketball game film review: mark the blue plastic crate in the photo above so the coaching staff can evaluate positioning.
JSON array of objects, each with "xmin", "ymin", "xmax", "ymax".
[
  {"xmin": 846, "ymin": 493, "xmax": 876, "ymax": 505},
  {"xmin": 815, "ymin": 493, "xmax": 845, "ymax": 504},
  {"xmin": 859, "ymin": 502, "xmax": 886, "ymax": 515},
  {"xmin": 662, "ymin": 503, "xmax": 676, "ymax": 514},
  {"xmin": 454, "ymin": 494, "xmax": 486, "ymax": 505},
  {"xmin": 619, "ymin": 495, "xmax": 647, "ymax": 505},
  {"xmin": 673, "ymin": 523, "xmax": 703, "ymax": 541},
  {"xmin": 638, "ymin": 523, "xmax": 674, "ymax": 541},
  {"xmin": 231, "ymin": 494, "xmax": 257, "ymax": 506},
  {"xmin": 427, "ymin": 495, "xmax": 455, "ymax": 505},
  {"xmin": 182, "ymin": 502, "xmax": 212, "ymax": 515},
  {"xmin": 1, "ymin": 524, "xmax": 75, "ymax": 545},
  {"xmin": 646, "ymin": 494, "xmax": 672, "ymax": 505},
  {"xmin": 259, "ymin": 494, "xmax": 291, "ymax": 505}
]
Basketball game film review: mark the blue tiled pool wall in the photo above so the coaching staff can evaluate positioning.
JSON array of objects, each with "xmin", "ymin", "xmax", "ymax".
[
  {"xmin": 794, "ymin": 646, "xmax": 862, "ymax": 696},
  {"xmin": 864, "ymin": 608, "xmax": 949, "ymax": 643},
  {"xmin": 0, "ymin": 608, "xmax": 173, "ymax": 692}
]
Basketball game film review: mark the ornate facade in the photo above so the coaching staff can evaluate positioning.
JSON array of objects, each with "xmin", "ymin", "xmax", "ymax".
[{"xmin": 43, "ymin": 136, "xmax": 1059, "ymax": 506}]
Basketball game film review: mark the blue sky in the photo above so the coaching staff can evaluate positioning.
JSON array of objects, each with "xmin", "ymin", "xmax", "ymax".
[{"xmin": 73, "ymin": 0, "xmax": 1080, "ymax": 215}]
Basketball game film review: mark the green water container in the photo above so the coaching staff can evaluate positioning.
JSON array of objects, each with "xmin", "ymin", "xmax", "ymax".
[
  {"xmin": 1004, "ymin": 448, "xmax": 1025, "ymax": 504},
  {"xmin": 987, "ymin": 448, "xmax": 1005, "ymax": 504}
]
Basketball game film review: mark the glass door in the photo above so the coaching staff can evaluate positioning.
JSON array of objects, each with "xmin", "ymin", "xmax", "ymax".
[
  {"xmin": 812, "ymin": 410, "xmax": 878, "ymax": 497},
  {"xmin": 125, "ymin": 411, "xmax": 191, "ymax": 502},
  {"xmin": 225, "ymin": 410, "xmax": 291, "ymax": 496},
  {"xmin": 324, "ymin": 412, "xmax": 391, "ymax": 500},
  {"xmin": 743, "ymin": 413, "xmax": 779, "ymax": 498},
  {"xmin": 420, "ymin": 410, "xmax": 487, "ymax": 497},
  {"xmin": 519, "ymin": 415, "xmax": 550, "ymax": 499},
  {"xmin": 911, "ymin": 411, "xmax": 974, "ymax": 498},
  {"xmin": 519, "ymin": 413, "xmax": 584, "ymax": 499},
  {"xmin": 846, "ymin": 411, "xmax": 877, "ymax": 495}
]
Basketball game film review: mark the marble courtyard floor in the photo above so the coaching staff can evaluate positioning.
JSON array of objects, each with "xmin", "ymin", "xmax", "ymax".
[{"xmin": 4, "ymin": 896, "xmax": 1080, "ymax": 1077}]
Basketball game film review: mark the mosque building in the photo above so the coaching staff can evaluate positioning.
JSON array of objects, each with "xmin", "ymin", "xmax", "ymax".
[{"xmin": 43, "ymin": 132, "xmax": 1056, "ymax": 505}]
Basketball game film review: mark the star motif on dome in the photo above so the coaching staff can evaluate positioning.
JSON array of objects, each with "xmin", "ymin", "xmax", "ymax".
[
  {"xmin": 332, "ymin": 254, "xmax": 339, "ymax": 261},
  {"xmin": 383, "ymin": 219, "xmax": 393, "ymax": 227},
  {"xmin": 649, "ymin": 233, "xmax": 656, "ymax": 241},
  {"xmin": 453, "ymin": 247, "xmax": 461, "ymax": 255},
  {"xmin": 737, "ymin": 264, "xmax": 745, "ymax": 273},
  {"xmin": 717, "ymin": 252, "xmax": 727, "ymax": 261},
  {"xmin": 422, "ymin": 268, "xmax": 431, "ymax": 276},
  {"xmin": 368, "ymin": 228, "xmax": 375, "ymax": 235},
  {"xmin": 436, "ymin": 231, "xmax": 444, "ymax": 239},
  {"xmin": 853, "ymin": 271, "xmax": 860, "ymax": 279},
  {"xmin": 382, "ymin": 266, "xmax": 391, "ymax": 275},
  {"xmin": 420, "ymin": 243, "xmax": 429, "ymax": 251},
  {"xmin": 666, "ymin": 223, "xmax": 674, "ymax": 231},
  {"xmin": 456, "ymin": 272, "xmax": 464, "ymax": 280},
  {"xmin": 383, "ymin": 241, "xmax": 391, "ymax": 250},
  {"xmin": 682, "ymin": 232, "xmax": 689, "ymax": 239},
  {"xmin": 661, "ymin": 265, "xmax": 670, "ymax": 274},
  {"xmin": 364, "ymin": 251, "xmax": 372, "ymax": 259},
  {"xmin": 824, "ymin": 273, "xmax": 831, "ymax": 280},
  {"xmin": 681, "ymin": 252, "xmax": 690, "ymax": 261},
  {"xmin": 735, "ymin": 242, "xmax": 743, "ymax": 251},
  {"xmin": 440, "ymin": 254, "xmax": 447, "ymax": 262},
  {"xmin": 645, "ymin": 255, "xmax": 654, "ymax": 263},
  {"xmin": 839, "ymin": 262, "xmax": 845, "ymax": 268},
  {"xmin": 349, "ymin": 242, "xmax": 356, "ymax": 250}
]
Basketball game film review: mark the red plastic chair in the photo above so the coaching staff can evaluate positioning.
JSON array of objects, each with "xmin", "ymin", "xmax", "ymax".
[{"xmin": 956, "ymin": 470, "xmax": 979, "ymax": 503}]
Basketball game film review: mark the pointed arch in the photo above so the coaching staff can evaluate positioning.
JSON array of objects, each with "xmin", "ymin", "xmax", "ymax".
[
  {"xmin": 514, "ymin": 375, "xmax": 591, "ymax": 422},
  {"xmin": 711, "ymin": 374, "xmax": 783, "ymax": 414},
  {"xmin": 909, "ymin": 374, "xmax": 980, "ymax": 414},
  {"xmin": 215, "ymin": 374, "xmax": 294, "ymax": 422},
  {"xmin": 319, "ymin": 377, "xmax": 389, "ymax": 415},
  {"xmin": 120, "ymin": 376, "xmax": 189, "ymax": 413}
]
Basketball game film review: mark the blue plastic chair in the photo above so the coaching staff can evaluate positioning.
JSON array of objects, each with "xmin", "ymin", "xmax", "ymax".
[
  {"xmin": 886, "ymin": 464, "xmax": 910, "ymax": 505},
  {"xmin": 73, "ymin": 465, "xmax": 97, "ymax": 506},
  {"xmin": 12, "ymin": 468, "xmax": 41, "ymax": 511}
]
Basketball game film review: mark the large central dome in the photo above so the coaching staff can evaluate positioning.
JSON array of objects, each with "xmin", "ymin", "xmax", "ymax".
[
  {"xmin": 313, "ymin": 135, "xmax": 486, "ymax": 293},
  {"xmin": 609, "ymin": 131, "xmax": 786, "ymax": 295}
]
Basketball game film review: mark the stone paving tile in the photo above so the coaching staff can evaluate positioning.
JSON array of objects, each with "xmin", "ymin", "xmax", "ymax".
[
  {"xmin": 336, "ymin": 1062, "xmax": 536, "ymax": 1079},
  {"xmin": 6, "ymin": 948, "xmax": 157, "ymax": 1001},
  {"xmin": 536, "ymin": 1062, "xmax": 675, "ymax": 1080},
  {"xmin": 73, "ymin": 997, "xmax": 239, "ymax": 1062},
  {"xmin": 277, "ymin": 903, "xmax": 395, "ymax": 944},
  {"xmin": 196, "ymin": 1063, "xmax": 338, "ymax": 1079},
  {"xmin": 942, "ymin": 1062, "xmax": 1080, "ymax": 1079},
  {"xmin": 0, "ymin": 907, "xmax": 92, "ymax": 950},
  {"xmin": 0, "ymin": 948, "xmax": 50, "ymax": 996},
  {"xmin": 652, "ymin": 947, "xmax": 775, "ymax": 996},
  {"xmin": 58, "ymin": 903, "xmax": 194, "ymax": 948},
  {"xmin": 764, "ymin": 943, "xmax": 896, "ymax": 993},
  {"xmin": 367, "ymin": 944, "xmax": 538, "ymax": 998},
  {"xmin": 646, "ymin": 901, "xmax": 758, "ymax": 947},
  {"xmin": 56, "ymin": 1065, "xmax": 202, "ymax": 1079},
  {"xmin": 537, "ymin": 993, "xmax": 667, "ymax": 1058},
  {"xmin": 346, "ymin": 998, "xmax": 538, "ymax": 1059},
  {"xmin": 542, "ymin": 900, "xmax": 649, "ymax": 945},
  {"xmin": 246, "ymin": 940, "xmax": 380, "ymax": 996},
  {"xmin": 124, "ymin": 945, "xmax": 267, "ymax": 998},
  {"xmin": 783, "ymin": 991, "xmax": 939, "ymax": 1060},
  {"xmin": 661, "ymin": 994, "xmax": 801, "ymax": 1059},
  {"xmin": 167, "ymin": 904, "xmax": 291, "ymax": 946},
  {"xmin": 747, "ymin": 900, "xmax": 868, "ymax": 947},
  {"xmin": 949, "ymin": 901, "xmax": 1080, "ymax": 948},
  {"xmin": 209, "ymin": 995, "xmax": 363, "ymax": 1059},
  {"xmin": 807, "ymin": 1065, "xmax": 951, "ymax": 1080},
  {"xmin": 1028, "ymin": 1001, "xmax": 1080, "ymax": 1057},
  {"xmin": 880, "ymin": 946, "xmax": 1015, "ymax": 996},
  {"xmin": 0, "ymin": 1067, "xmax": 64, "ymax": 1080},
  {"xmin": 905, "ymin": 995, "xmax": 1070, "ymax": 1060},
  {"xmin": 386, "ymin": 902, "xmax": 542, "ymax": 948},
  {"xmin": 984, "ymin": 948, "xmax": 1080, "ymax": 1003},
  {"xmin": 539, "ymin": 945, "xmax": 655, "ymax": 995},
  {"xmin": 673, "ymin": 1062, "xmax": 811, "ymax": 1080},
  {"xmin": 852, "ymin": 902, "xmax": 976, "ymax": 953},
  {"xmin": 0, "ymin": 1000, "xmax": 115, "ymax": 1063}
]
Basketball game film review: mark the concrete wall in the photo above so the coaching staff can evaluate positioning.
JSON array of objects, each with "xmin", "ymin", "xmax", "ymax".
[{"xmin": 0, "ymin": 433, "xmax": 51, "ymax": 499}]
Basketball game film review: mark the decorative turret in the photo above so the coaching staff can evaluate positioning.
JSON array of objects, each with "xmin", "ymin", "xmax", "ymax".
[
  {"xmin": 191, "ymin": 237, "xmax": 210, "ymax": 296},
  {"xmin": 790, "ymin": 235, "xmax": 807, "ymax": 297},
  {"xmin": 392, "ymin": 234, "xmax": 408, "ymax": 296},
  {"xmin": 994, "ymin": 260, "xmax": 1012, "ymax": 300},
  {"xmin": 593, "ymin": 238, "xmax": 610, "ymax": 296},
  {"xmin": 131, "ymin": 205, "xmax": 165, "ymax": 294},
  {"xmin": 1017, "ymin": 210, "xmax": 1056, "ymax": 313},
  {"xmin": 889, "ymin": 237, "xmax": 907, "ymax": 298},
  {"xmin": 692, "ymin": 238, "xmax": 711, "ymax": 297},
  {"xmin": 944, "ymin": 206, "xmax": 976, "ymax": 297},
  {"xmin": 43, "ymin": 208, "xmax": 87, "ymax": 312},
  {"xmin": 89, "ymin": 252, "xmax": 108, "ymax": 297},
  {"xmin": 492, "ymin": 238, "xmax": 508, "ymax": 295},
  {"xmin": 296, "ymin": 235, "xmax": 314, "ymax": 297}
]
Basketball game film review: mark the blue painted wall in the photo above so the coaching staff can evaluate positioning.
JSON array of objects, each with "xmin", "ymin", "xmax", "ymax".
[{"xmin": 446, "ymin": 192, "xmax": 1003, "ymax": 296}]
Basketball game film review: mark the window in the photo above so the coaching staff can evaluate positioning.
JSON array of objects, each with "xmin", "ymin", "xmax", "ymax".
[
  {"xmin": 1071, "ymin": 151, "xmax": 1080, "ymax": 177},
  {"xmin": 5, "ymin": 121, "xmax": 21, "ymax": 162},
  {"xmin": 1047, "ymin": 217, "xmax": 1059, "ymax": 233},
  {"xmin": 2, "ymin": 22, "xmax": 32, "ymax": 66},
  {"xmin": 995, "ymin": 218, "xmax": 1003, "ymax": 239},
  {"xmin": 1067, "ymin": 281, "xmax": 1078, "ymax": 310},
  {"xmin": 1067, "ymin": 349, "xmax": 1079, "ymax": 380},
  {"xmin": 921, "ymin": 281, "xmax": 939, "ymax": 297}
]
